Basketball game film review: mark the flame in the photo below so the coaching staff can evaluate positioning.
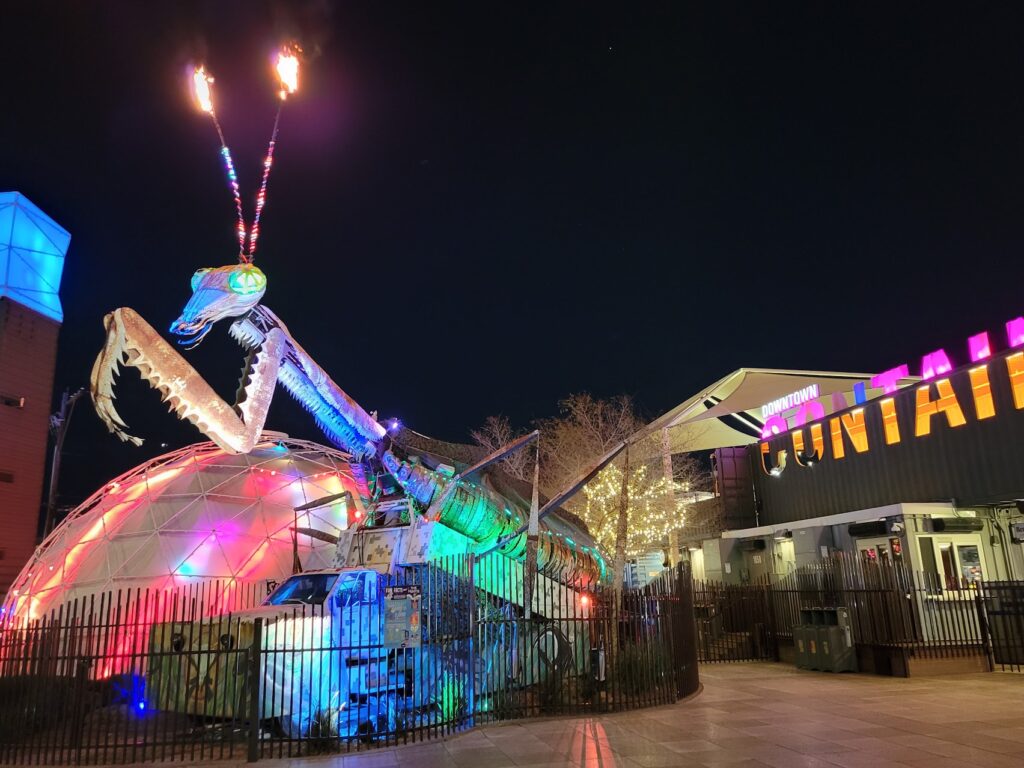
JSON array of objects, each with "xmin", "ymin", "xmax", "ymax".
[
  {"xmin": 192, "ymin": 65, "xmax": 215, "ymax": 113},
  {"xmin": 275, "ymin": 46, "xmax": 300, "ymax": 99}
]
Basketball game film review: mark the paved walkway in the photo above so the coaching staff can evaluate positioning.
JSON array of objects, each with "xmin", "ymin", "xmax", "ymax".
[{"xmin": 259, "ymin": 663, "xmax": 1024, "ymax": 768}]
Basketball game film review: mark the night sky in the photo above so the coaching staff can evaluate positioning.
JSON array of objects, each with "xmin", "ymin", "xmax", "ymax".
[{"xmin": 5, "ymin": 2, "xmax": 1024, "ymax": 506}]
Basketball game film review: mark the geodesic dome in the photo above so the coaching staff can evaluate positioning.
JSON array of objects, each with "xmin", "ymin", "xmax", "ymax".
[{"xmin": 4, "ymin": 436, "xmax": 366, "ymax": 622}]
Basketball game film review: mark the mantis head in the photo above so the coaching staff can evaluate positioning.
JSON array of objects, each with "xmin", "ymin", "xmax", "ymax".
[{"xmin": 170, "ymin": 263, "xmax": 267, "ymax": 348}]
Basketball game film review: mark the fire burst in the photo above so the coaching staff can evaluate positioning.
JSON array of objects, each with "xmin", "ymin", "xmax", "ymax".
[{"xmin": 275, "ymin": 45, "xmax": 301, "ymax": 99}]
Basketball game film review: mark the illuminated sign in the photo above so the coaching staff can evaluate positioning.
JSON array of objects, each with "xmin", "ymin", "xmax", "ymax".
[
  {"xmin": 759, "ymin": 315, "xmax": 1024, "ymax": 476},
  {"xmin": 761, "ymin": 384, "xmax": 820, "ymax": 419}
]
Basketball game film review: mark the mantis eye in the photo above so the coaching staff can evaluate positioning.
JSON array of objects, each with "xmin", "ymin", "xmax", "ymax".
[
  {"xmin": 190, "ymin": 268, "xmax": 213, "ymax": 292},
  {"xmin": 228, "ymin": 265, "xmax": 267, "ymax": 295}
]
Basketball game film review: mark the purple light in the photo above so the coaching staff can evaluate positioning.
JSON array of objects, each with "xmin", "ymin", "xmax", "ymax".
[
  {"xmin": 968, "ymin": 332, "xmax": 991, "ymax": 362},
  {"xmin": 389, "ymin": 419, "xmax": 400, "ymax": 432},
  {"xmin": 920, "ymin": 349, "xmax": 953, "ymax": 380},
  {"xmin": 871, "ymin": 364, "xmax": 909, "ymax": 394},
  {"xmin": 1008, "ymin": 318, "xmax": 1024, "ymax": 348}
]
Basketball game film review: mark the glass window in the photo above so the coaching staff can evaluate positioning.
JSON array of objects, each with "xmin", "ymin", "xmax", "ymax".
[
  {"xmin": 957, "ymin": 545, "xmax": 983, "ymax": 587},
  {"xmin": 264, "ymin": 573, "xmax": 339, "ymax": 606}
]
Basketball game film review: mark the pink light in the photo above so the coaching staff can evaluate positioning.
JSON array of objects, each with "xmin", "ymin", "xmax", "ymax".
[
  {"xmin": 871, "ymin": 364, "xmax": 910, "ymax": 394},
  {"xmin": 760, "ymin": 414, "xmax": 789, "ymax": 439},
  {"xmin": 968, "ymin": 331, "xmax": 991, "ymax": 362},
  {"xmin": 920, "ymin": 349, "xmax": 953, "ymax": 380},
  {"xmin": 792, "ymin": 399, "xmax": 825, "ymax": 427},
  {"xmin": 1008, "ymin": 317, "xmax": 1024, "ymax": 348}
]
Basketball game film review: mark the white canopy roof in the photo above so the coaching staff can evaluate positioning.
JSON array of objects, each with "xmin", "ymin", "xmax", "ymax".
[{"xmin": 644, "ymin": 367, "xmax": 916, "ymax": 453}]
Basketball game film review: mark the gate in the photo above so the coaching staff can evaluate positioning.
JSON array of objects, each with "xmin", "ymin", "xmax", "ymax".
[
  {"xmin": 692, "ymin": 580, "xmax": 776, "ymax": 662},
  {"xmin": 979, "ymin": 581, "xmax": 1024, "ymax": 671}
]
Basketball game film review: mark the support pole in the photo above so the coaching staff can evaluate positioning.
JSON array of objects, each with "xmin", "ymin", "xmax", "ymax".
[{"xmin": 661, "ymin": 428, "xmax": 680, "ymax": 568}]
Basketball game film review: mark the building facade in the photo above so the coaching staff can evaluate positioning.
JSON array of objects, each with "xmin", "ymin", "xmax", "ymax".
[
  {"xmin": 671, "ymin": 317, "xmax": 1024, "ymax": 589},
  {"xmin": 0, "ymin": 193, "xmax": 69, "ymax": 592}
]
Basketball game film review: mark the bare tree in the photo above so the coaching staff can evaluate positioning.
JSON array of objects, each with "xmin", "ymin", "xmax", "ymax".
[
  {"xmin": 469, "ymin": 415, "xmax": 533, "ymax": 481},
  {"xmin": 473, "ymin": 392, "xmax": 711, "ymax": 575}
]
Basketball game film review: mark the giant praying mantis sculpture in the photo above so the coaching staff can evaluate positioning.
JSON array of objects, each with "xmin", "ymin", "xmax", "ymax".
[
  {"xmin": 89, "ymin": 262, "xmax": 605, "ymax": 585},
  {"xmin": 89, "ymin": 56, "xmax": 604, "ymax": 586}
]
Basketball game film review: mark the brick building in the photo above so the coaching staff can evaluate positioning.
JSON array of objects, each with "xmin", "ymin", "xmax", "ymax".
[{"xmin": 0, "ymin": 192, "xmax": 69, "ymax": 593}]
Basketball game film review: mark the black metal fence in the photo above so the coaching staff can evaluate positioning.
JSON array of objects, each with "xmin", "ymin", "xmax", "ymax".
[
  {"xmin": 694, "ymin": 556, "xmax": 999, "ymax": 667},
  {"xmin": 0, "ymin": 557, "xmax": 697, "ymax": 764}
]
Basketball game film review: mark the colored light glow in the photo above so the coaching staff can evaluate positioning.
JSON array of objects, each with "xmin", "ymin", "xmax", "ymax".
[
  {"xmin": 760, "ymin": 414, "xmax": 789, "ymax": 439},
  {"xmin": 878, "ymin": 398, "xmax": 901, "ymax": 445},
  {"xmin": 968, "ymin": 332, "xmax": 992, "ymax": 362},
  {"xmin": 227, "ymin": 265, "xmax": 267, "ymax": 295},
  {"xmin": 1007, "ymin": 353, "xmax": 1024, "ymax": 409},
  {"xmin": 761, "ymin": 384, "xmax": 820, "ymax": 419},
  {"xmin": 871, "ymin": 364, "xmax": 909, "ymax": 394},
  {"xmin": 920, "ymin": 349, "xmax": 953, "ymax": 380},
  {"xmin": 914, "ymin": 379, "xmax": 967, "ymax": 436},
  {"xmin": 792, "ymin": 399, "xmax": 825, "ymax": 427},
  {"xmin": 1008, "ymin": 318, "xmax": 1024, "ymax": 348},
  {"xmin": 0, "ymin": 192, "xmax": 70, "ymax": 323},
  {"xmin": 968, "ymin": 365, "xmax": 996, "ymax": 420},
  {"xmin": 792, "ymin": 423, "xmax": 824, "ymax": 465}
]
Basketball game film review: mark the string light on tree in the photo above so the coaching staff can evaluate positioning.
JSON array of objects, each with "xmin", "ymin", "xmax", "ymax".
[{"xmin": 582, "ymin": 463, "xmax": 687, "ymax": 557}]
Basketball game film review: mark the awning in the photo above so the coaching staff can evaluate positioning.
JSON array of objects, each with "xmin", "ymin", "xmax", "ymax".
[{"xmin": 642, "ymin": 367, "xmax": 917, "ymax": 453}]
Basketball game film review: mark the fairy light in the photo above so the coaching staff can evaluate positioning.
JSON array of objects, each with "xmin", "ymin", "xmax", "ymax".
[
  {"xmin": 191, "ymin": 64, "xmax": 248, "ymax": 258},
  {"xmin": 582, "ymin": 463, "xmax": 687, "ymax": 557},
  {"xmin": 247, "ymin": 44, "xmax": 301, "ymax": 260}
]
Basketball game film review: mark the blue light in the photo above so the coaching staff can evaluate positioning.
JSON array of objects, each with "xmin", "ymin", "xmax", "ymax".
[
  {"xmin": 137, "ymin": 701, "xmax": 146, "ymax": 712},
  {"xmin": 0, "ymin": 192, "xmax": 69, "ymax": 323}
]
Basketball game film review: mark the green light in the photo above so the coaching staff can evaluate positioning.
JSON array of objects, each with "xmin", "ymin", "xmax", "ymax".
[{"xmin": 228, "ymin": 265, "xmax": 267, "ymax": 295}]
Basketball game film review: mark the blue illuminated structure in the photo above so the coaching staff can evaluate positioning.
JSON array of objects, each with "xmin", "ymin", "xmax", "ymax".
[{"xmin": 0, "ymin": 192, "xmax": 70, "ymax": 322}]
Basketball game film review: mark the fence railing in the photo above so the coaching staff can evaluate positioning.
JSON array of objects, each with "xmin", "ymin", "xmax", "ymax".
[
  {"xmin": 694, "ymin": 556, "xmax": 993, "ymax": 664},
  {"xmin": 0, "ymin": 557, "xmax": 696, "ymax": 765}
]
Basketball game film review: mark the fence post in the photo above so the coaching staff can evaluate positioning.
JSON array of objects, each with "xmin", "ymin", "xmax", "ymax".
[
  {"xmin": 975, "ymin": 590, "xmax": 995, "ymax": 672},
  {"xmin": 247, "ymin": 617, "xmax": 263, "ymax": 763},
  {"xmin": 765, "ymin": 581, "xmax": 780, "ymax": 661},
  {"xmin": 673, "ymin": 562, "xmax": 700, "ymax": 698},
  {"xmin": 466, "ymin": 555, "xmax": 476, "ymax": 728},
  {"xmin": 71, "ymin": 657, "xmax": 91, "ymax": 766}
]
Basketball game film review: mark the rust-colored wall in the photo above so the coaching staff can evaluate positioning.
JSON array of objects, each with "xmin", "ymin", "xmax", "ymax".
[{"xmin": 0, "ymin": 298, "xmax": 59, "ymax": 593}]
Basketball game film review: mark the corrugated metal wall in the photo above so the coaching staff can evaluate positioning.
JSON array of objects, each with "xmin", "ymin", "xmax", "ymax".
[
  {"xmin": 0, "ymin": 298, "xmax": 59, "ymax": 593},
  {"xmin": 750, "ymin": 348, "xmax": 1024, "ymax": 524}
]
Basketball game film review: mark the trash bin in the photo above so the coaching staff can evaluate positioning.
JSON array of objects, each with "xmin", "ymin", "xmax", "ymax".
[
  {"xmin": 806, "ymin": 608, "xmax": 824, "ymax": 670},
  {"xmin": 816, "ymin": 609, "xmax": 835, "ymax": 671},
  {"xmin": 829, "ymin": 607, "xmax": 857, "ymax": 672},
  {"xmin": 795, "ymin": 608, "xmax": 814, "ymax": 669}
]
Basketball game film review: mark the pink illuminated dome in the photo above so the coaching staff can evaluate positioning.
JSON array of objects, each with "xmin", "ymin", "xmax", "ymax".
[{"xmin": 3, "ymin": 435, "xmax": 366, "ymax": 623}]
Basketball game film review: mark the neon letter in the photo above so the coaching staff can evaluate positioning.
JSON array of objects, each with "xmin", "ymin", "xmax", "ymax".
[
  {"xmin": 830, "ymin": 409, "xmax": 869, "ymax": 459},
  {"xmin": 792, "ymin": 399, "xmax": 825, "ymax": 427},
  {"xmin": 968, "ymin": 332, "xmax": 991, "ymax": 362},
  {"xmin": 871, "ymin": 364, "xmax": 909, "ymax": 394},
  {"xmin": 1008, "ymin": 317, "xmax": 1024, "ymax": 348},
  {"xmin": 792, "ymin": 423, "xmax": 824, "ymax": 466},
  {"xmin": 1007, "ymin": 352, "xmax": 1024, "ymax": 409},
  {"xmin": 968, "ymin": 365, "xmax": 995, "ymax": 420},
  {"xmin": 759, "ymin": 442, "xmax": 787, "ymax": 476},
  {"xmin": 878, "ymin": 397, "xmax": 901, "ymax": 445},
  {"xmin": 853, "ymin": 382, "xmax": 867, "ymax": 405},
  {"xmin": 760, "ymin": 414, "xmax": 789, "ymax": 439},
  {"xmin": 829, "ymin": 417, "xmax": 844, "ymax": 460},
  {"xmin": 915, "ymin": 379, "xmax": 967, "ymax": 436},
  {"xmin": 920, "ymin": 349, "xmax": 953, "ymax": 381}
]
